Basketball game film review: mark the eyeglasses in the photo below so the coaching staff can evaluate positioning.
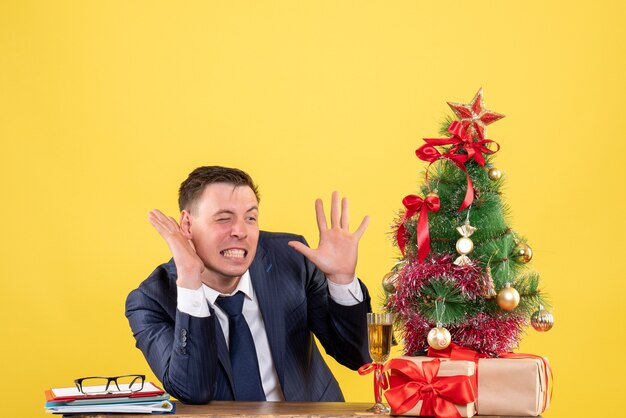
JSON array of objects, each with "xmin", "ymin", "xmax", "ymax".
[{"xmin": 74, "ymin": 374, "xmax": 145, "ymax": 395}]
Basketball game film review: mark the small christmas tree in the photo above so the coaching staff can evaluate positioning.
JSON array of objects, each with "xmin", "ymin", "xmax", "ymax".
[{"xmin": 385, "ymin": 89, "xmax": 554, "ymax": 356}]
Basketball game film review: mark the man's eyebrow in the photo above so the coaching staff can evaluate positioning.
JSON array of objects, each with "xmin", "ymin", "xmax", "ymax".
[
  {"xmin": 213, "ymin": 206, "xmax": 258, "ymax": 216},
  {"xmin": 213, "ymin": 209, "xmax": 235, "ymax": 216}
]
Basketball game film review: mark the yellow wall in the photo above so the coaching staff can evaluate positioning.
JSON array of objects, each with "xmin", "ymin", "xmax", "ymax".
[{"xmin": 1, "ymin": 1, "xmax": 624, "ymax": 417}]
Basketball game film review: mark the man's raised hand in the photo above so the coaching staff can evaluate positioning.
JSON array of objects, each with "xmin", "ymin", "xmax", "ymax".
[
  {"xmin": 288, "ymin": 191, "xmax": 369, "ymax": 285},
  {"xmin": 148, "ymin": 209, "xmax": 205, "ymax": 289}
]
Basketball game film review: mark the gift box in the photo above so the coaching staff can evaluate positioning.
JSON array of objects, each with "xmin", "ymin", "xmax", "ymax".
[
  {"xmin": 383, "ymin": 356, "xmax": 477, "ymax": 418},
  {"xmin": 426, "ymin": 343, "xmax": 552, "ymax": 417},
  {"xmin": 476, "ymin": 356, "xmax": 551, "ymax": 416}
]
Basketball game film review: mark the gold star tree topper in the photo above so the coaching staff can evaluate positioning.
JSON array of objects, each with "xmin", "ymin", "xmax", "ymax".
[{"xmin": 447, "ymin": 88, "xmax": 505, "ymax": 140}]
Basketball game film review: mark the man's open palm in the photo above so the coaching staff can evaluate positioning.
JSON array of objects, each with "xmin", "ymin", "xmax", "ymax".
[{"xmin": 288, "ymin": 191, "xmax": 369, "ymax": 284}]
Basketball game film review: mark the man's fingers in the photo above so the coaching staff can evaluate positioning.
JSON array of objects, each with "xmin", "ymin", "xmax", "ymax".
[
  {"xmin": 148, "ymin": 210, "xmax": 168, "ymax": 232},
  {"xmin": 354, "ymin": 215, "xmax": 370, "ymax": 240},
  {"xmin": 340, "ymin": 197, "xmax": 349, "ymax": 230},
  {"xmin": 168, "ymin": 216, "xmax": 182, "ymax": 231},
  {"xmin": 148, "ymin": 211, "xmax": 158, "ymax": 227},
  {"xmin": 149, "ymin": 209, "xmax": 171, "ymax": 226},
  {"xmin": 148, "ymin": 209, "xmax": 162, "ymax": 224},
  {"xmin": 148, "ymin": 210, "xmax": 181, "ymax": 237},
  {"xmin": 149, "ymin": 209, "xmax": 167, "ymax": 219},
  {"xmin": 315, "ymin": 198, "xmax": 328, "ymax": 231},
  {"xmin": 330, "ymin": 191, "xmax": 340, "ymax": 228},
  {"xmin": 288, "ymin": 240, "xmax": 315, "ymax": 260}
]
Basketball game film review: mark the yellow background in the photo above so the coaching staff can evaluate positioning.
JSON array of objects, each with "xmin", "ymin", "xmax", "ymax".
[{"xmin": 1, "ymin": 1, "xmax": 624, "ymax": 417}]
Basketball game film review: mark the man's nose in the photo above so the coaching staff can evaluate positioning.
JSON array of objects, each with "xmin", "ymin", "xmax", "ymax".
[{"xmin": 230, "ymin": 218, "xmax": 247, "ymax": 238}]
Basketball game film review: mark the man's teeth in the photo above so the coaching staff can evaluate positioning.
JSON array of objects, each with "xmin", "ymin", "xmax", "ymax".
[{"xmin": 221, "ymin": 249, "xmax": 246, "ymax": 258}]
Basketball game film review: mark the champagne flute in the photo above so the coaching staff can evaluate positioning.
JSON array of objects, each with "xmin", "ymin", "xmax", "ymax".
[{"xmin": 366, "ymin": 313, "xmax": 393, "ymax": 414}]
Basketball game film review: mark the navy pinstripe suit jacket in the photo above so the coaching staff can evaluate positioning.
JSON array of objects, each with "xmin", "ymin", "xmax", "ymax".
[{"xmin": 125, "ymin": 231, "xmax": 371, "ymax": 404}]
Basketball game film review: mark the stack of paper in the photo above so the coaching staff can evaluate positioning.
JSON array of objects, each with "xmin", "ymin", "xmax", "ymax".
[{"xmin": 44, "ymin": 382, "xmax": 175, "ymax": 414}]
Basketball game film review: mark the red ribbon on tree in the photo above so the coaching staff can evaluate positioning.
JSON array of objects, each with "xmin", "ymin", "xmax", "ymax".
[
  {"xmin": 446, "ymin": 121, "xmax": 500, "ymax": 167},
  {"xmin": 383, "ymin": 358, "xmax": 476, "ymax": 418},
  {"xmin": 416, "ymin": 144, "xmax": 473, "ymax": 212},
  {"xmin": 416, "ymin": 121, "xmax": 500, "ymax": 211},
  {"xmin": 396, "ymin": 193, "xmax": 440, "ymax": 262}
]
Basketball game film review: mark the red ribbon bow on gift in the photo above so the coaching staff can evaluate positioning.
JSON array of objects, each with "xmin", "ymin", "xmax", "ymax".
[
  {"xmin": 396, "ymin": 193, "xmax": 440, "ymax": 262},
  {"xmin": 416, "ymin": 121, "xmax": 500, "ymax": 212},
  {"xmin": 383, "ymin": 358, "xmax": 476, "ymax": 418}
]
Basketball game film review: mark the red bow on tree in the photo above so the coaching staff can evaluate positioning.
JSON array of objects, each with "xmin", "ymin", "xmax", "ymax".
[
  {"xmin": 443, "ymin": 121, "xmax": 500, "ymax": 167},
  {"xmin": 415, "ymin": 121, "xmax": 500, "ymax": 211},
  {"xmin": 397, "ymin": 193, "xmax": 440, "ymax": 263},
  {"xmin": 383, "ymin": 358, "xmax": 476, "ymax": 418}
]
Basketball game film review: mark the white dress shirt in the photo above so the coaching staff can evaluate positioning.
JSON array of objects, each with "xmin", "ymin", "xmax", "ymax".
[{"xmin": 177, "ymin": 271, "xmax": 363, "ymax": 401}]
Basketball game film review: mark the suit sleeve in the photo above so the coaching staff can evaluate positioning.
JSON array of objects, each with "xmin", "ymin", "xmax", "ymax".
[
  {"xmin": 125, "ymin": 274, "xmax": 218, "ymax": 404},
  {"xmin": 296, "ymin": 236, "xmax": 372, "ymax": 370}
]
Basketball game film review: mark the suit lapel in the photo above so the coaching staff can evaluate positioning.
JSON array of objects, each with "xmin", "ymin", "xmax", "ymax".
[{"xmin": 249, "ymin": 244, "xmax": 286, "ymax": 391}]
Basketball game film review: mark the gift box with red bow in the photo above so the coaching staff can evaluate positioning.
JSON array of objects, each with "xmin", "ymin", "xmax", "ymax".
[{"xmin": 383, "ymin": 357, "xmax": 477, "ymax": 418}]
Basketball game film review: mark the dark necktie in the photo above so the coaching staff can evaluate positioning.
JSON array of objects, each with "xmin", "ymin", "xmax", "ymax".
[{"xmin": 215, "ymin": 291, "xmax": 266, "ymax": 401}]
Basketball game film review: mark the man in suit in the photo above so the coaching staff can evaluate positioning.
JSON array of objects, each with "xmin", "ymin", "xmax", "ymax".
[{"xmin": 125, "ymin": 166, "xmax": 372, "ymax": 404}]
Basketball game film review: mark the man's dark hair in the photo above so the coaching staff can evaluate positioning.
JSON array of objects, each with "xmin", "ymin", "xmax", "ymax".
[{"xmin": 178, "ymin": 166, "xmax": 260, "ymax": 212}]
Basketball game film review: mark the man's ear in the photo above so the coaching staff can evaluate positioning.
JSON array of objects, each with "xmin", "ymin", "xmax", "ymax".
[{"xmin": 179, "ymin": 210, "xmax": 193, "ymax": 239}]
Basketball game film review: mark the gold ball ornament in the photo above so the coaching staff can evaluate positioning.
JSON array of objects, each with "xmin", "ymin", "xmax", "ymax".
[
  {"xmin": 488, "ymin": 167, "xmax": 502, "ymax": 181},
  {"xmin": 427, "ymin": 326, "xmax": 451, "ymax": 350},
  {"xmin": 531, "ymin": 308, "xmax": 554, "ymax": 332},
  {"xmin": 513, "ymin": 242, "xmax": 533, "ymax": 263},
  {"xmin": 382, "ymin": 271, "xmax": 399, "ymax": 294},
  {"xmin": 497, "ymin": 284, "xmax": 520, "ymax": 311}
]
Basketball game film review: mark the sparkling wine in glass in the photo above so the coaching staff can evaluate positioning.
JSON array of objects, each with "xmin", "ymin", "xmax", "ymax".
[{"xmin": 366, "ymin": 313, "xmax": 393, "ymax": 414}]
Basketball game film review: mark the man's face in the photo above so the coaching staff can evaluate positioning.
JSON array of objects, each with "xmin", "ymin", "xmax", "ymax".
[{"xmin": 186, "ymin": 183, "xmax": 259, "ymax": 290}]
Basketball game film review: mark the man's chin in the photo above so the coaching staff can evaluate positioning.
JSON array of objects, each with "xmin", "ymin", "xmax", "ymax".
[
  {"xmin": 202, "ymin": 266, "xmax": 251, "ymax": 293},
  {"xmin": 215, "ymin": 262, "xmax": 253, "ymax": 280}
]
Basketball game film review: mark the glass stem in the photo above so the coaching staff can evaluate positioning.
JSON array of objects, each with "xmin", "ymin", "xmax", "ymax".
[{"xmin": 374, "ymin": 364, "xmax": 383, "ymax": 404}]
